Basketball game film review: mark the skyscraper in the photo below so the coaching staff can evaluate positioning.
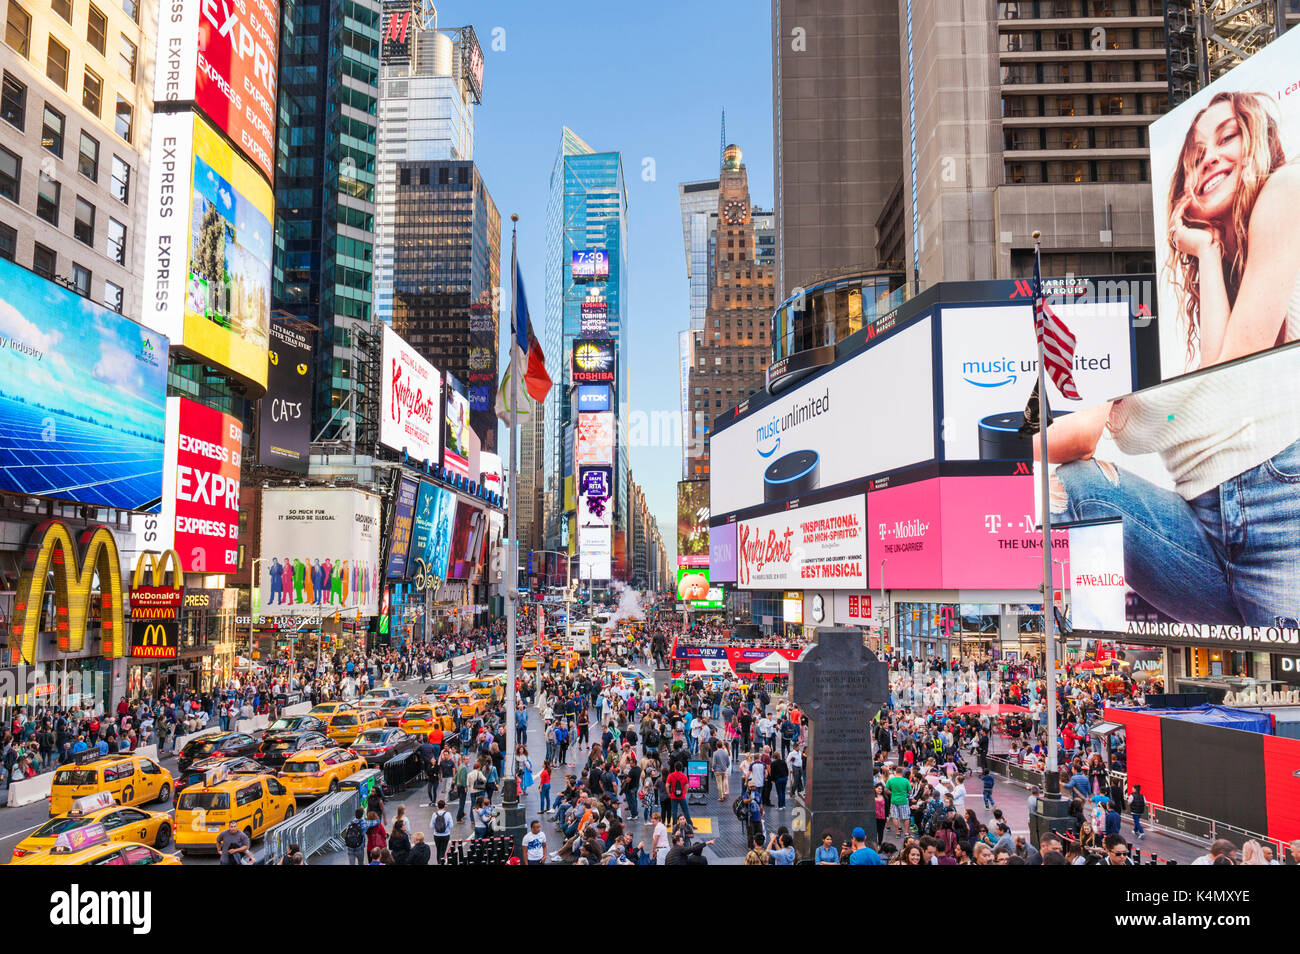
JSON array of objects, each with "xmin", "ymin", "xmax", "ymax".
[
  {"xmin": 272, "ymin": 0, "xmax": 382, "ymax": 443},
  {"xmin": 544, "ymin": 127, "xmax": 629, "ymax": 580},
  {"xmin": 771, "ymin": 0, "xmax": 904, "ymax": 300}
]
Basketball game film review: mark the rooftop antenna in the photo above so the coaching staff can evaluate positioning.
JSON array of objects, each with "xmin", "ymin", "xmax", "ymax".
[{"xmin": 719, "ymin": 108, "xmax": 726, "ymax": 169}]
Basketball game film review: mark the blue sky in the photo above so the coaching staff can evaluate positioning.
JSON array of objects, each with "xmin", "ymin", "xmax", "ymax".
[{"xmin": 471, "ymin": 0, "xmax": 774, "ymax": 562}]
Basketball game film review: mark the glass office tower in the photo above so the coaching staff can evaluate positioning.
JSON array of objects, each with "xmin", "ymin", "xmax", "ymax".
[
  {"xmin": 543, "ymin": 127, "xmax": 630, "ymax": 579},
  {"xmin": 272, "ymin": 0, "xmax": 381, "ymax": 442}
]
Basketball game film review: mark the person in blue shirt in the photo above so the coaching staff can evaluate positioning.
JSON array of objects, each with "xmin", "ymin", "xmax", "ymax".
[
  {"xmin": 70, "ymin": 736, "xmax": 88, "ymax": 755},
  {"xmin": 1104, "ymin": 800, "xmax": 1123, "ymax": 837},
  {"xmin": 815, "ymin": 833, "xmax": 841, "ymax": 865},
  {"xmin": 847, "ymin": 827, "xmax": 884, "ymax": 865},
  {"xmin": 94, "ymin": 737, "xmax": 109, "ymax": 756},
  {"xmin": 1067, "ymin": 769, "xmax": 1092, "ymax": 801}
]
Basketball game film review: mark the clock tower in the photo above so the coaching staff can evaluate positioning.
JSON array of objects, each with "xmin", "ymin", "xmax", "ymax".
[{"xmin": 685, "ymin": 143, "xmax": 775, "ymax": 477}]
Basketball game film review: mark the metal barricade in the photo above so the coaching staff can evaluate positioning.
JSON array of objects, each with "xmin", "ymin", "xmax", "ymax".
[
  {"xmin": 262, "ymin": 789, "xmax": 361, "ymax": 864},
  {"xmin": 381, "ymin": 751, "xmax": 422, "ymax": 792}
]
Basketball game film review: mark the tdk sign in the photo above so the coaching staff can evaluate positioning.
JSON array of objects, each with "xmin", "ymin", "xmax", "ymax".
[{"xmin": 577, "ymin": 385, "xmax": 611, "ymax": 412}]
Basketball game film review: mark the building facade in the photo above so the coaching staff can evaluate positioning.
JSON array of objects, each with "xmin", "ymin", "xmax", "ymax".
[
  {"xmin": 272, "ymin": 0, "xmax": 382, "ymax": 443},
  {"xmin": 0, "ymin": 0, "xmax": 154, "ymax": 317},
  {"xmin": 685, "ymin": 145, "xmax": 775, "ymax": 478},
  {"xmin": 771, "ymin": 0, "xmax": 904, "ymax": 300}
]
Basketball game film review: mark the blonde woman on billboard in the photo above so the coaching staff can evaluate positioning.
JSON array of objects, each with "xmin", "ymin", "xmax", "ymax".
[{"xmin": 1164, "ymin": 91, "xmax": 1300, "ymax": 371}]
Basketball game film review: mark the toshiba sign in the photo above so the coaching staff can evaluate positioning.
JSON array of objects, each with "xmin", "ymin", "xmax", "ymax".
[{"xmin": 158, "ymin": 397, "xmax": 243, "ymax": 573}]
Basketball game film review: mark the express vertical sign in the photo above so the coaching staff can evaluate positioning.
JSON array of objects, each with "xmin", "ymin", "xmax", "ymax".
[
  {"xmin": 160, "ymin": 397, "xmax": 243, "ymax": 573},
  {"xmin": 154, "ymin": 0, "xmax": 280, "ymax": 182}
]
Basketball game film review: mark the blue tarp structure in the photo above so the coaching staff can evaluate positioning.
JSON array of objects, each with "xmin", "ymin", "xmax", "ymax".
[{"xmin": 1112, "ymin": 704, "xmax": 1273, "ymax": 735}]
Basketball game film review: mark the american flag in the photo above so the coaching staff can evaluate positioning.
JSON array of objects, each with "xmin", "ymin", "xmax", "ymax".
[{"xmin": 1033, "ymin": 250, "xmax": 1081, "ymax": 401}]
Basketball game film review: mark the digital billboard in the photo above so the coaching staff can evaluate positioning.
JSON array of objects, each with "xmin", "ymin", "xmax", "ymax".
[
  {"xmin": 259, "ymin": 488, "xmax": 381, "ymax": 617},
  {"xmin": 159, "ymin": 397, "xmax": 242, "ymax": 573},
  {"xmin": 408, "ymin": 480, "xmax": 456, "ymax": 584},
  {"xmin": 865, "ymin": 471, "xmax": 1068, "ymax": 590},
  {"xmin": 479, "ymin": 452, "xmax": 503, "ymax": 496},
  {"xmin": 571, "ymin": 338, "xmax": 616, "ymax": 385},
  {"xmin": 0, "ymin": 257, "xmax": 167, "ymax": 511},
  {"xmin": 443, "ymin": 374, "xmax": 472, "ymax": 479},
  {"xmin": 257, "ymin": 319, "xmax": 313, "ymax": 473},
  {"xmin": 709, "ymin": 521, "xmax": 737, "ymax": 583},
  {"xmin": 1067, "ymin": 521, "xmax": 1126, "ymax": 633},
  {"xmin": 577, "ymin": 385, "xmax": 611, "ymax": 413},
  {"xmin": 460, "ymin": 24, "xmax": 484, "ymax": 103},
  {"xmin": 676, "ymin": 566, "xmax": 724, "ymax": 610},
  {"xmin": 448, "ymin": 501, "xmax": 487, "ymax": 580},
  {"xmin": 735, "ymin": 492, "xmax": 867, "ymax": 590},
  {"xmin": 576, "ymin": 411, "xmax": 615, "ymax": 465},
  {"xmin": 1049, "ymin": 344, "xmax": 1300, "ymax": 641},
  {"xmin": 938, "ymin": 301, "xmax": 1134, "ymax": 461},
  {"xmin": 709, "ymin": 316, "xmax": 935, "ymax": 518},
  {"xmin": 571, "ymin": 249, "xmax": 610, "ymax": 282},
  {"xmin": 153, "ymin": 0, "xmax": 279, "ymax": 181},
  {"xmin": 677, "ymin": 479, "xmax": 709, "ymax": 568},
  {"xmin": 1151, "ymin": 27, "xmax": 1300, "ymax": 383},
  {"xmin": 380, "ymin": 0, "xmax": 414, "ymax": 65},
  {"xmin": 580, "ymin": 301, "xmax": 609, "ymax": 335},
  {"xmin": 142, "ymin": 112, "xmax": 272, "ymax": 391},
  {"xmin": 579, "ymin": 466, "xmax": 613, "ymax": 529},
  {"xmin": 385, "ymin": 474, "xmax": 420, "ymax": 579},
  {"xmin": 579, "ymin": 527, "xmax": 611, "ymax": 581},
  {"xmin": 379, "ymin": 324, "xmax": 442, "ymax": 464}
]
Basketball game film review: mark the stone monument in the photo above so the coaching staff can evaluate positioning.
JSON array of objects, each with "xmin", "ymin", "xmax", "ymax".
[{"xmin": 790, "ymin": 627, "xmax": 889, "ymax": 859}]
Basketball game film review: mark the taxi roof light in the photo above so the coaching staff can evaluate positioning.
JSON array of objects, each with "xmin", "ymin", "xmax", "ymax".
[
  {"xmin": 67, "ymin": 791, "xmax": 114, "ymax": 816},
  {"xmin": 52, "ymin": 823, "xmax": 109, "ymax": 854}
]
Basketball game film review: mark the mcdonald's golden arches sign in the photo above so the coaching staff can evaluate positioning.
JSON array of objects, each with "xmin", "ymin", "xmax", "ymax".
[
  {"xmin": 10, "ymin": 520, "xmax": 126, "ymax": 665},
  {"xmin": 130, "ymin": 620, "xmax": 178, "ymax": 659},
  {"xmin": 129, "ymin": 550, "xmax": 184, "ymax": 620}
]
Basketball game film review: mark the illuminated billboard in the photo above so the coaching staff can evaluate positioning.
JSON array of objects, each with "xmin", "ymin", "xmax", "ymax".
[
  {"xmin": 677, "ymin": 480, "xmax": 709, "ymax": 568},
  {"xmin": 0, "ymin": 257, "xmax": 167, "ymax": 511},
  {"xmin": 571, "ymin": 338, "xmax": 616, "ymax": 385},
  {"xmin": 580, "ymin": 301, "xmax": 608, "ymax": 335},
  {"xmin": 259, "ymin": 488, "xmax": 382, "ymax": 617},
  {"xmin": 676, "ymin": 566, "xmax": 724, "ymax": 611},
  {"xmin": 257, "ymin": 319, "xmax": 313, "ymax": 473},
  {"xmin": 142, "ymin": 112, "xmax": 272, "ymax": 391},
  {"xmin": 159, "ymin": 397, "xmax": 243, "ymax": 573},
  {"xmin": 576, "ymin": 412, "xmax": 615, "ymax": 465},
  {"xmin": 736, "ymin": 492, "xmax": 867, "ymax": 591},
  {"xmin": 379, "ymin": 324, "xmax": 442, "ymax": 465},
  {"xmin": 443, "ymin": 374, "xmax": 472, "ymax": 479},
  {"xmin": 571, "ymin": 249, "xmax": 609, "ymax": 282},
  {"xmin": 154, "ymin": 0, "xmax": 280, "ymax": 181},
  {"xmin": 579, "ymin": 466, "xmax": 612, "ymax": 529}
]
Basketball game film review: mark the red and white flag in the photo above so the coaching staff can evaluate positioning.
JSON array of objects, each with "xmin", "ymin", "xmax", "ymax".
[{"xmin": 1033, "ymin": 250, "xmax": 1081, "ymax": 401}]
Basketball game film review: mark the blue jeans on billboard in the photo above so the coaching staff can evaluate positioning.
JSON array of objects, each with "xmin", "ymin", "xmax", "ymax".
[{"xmin": 1052, "ymin": 440, "xmax": 1300, "ymax": 627}]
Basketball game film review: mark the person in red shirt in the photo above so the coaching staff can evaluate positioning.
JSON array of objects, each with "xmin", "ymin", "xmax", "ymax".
[{"xmin": 666, "ymin": 767, "xmax": 692, "ymax": 827}]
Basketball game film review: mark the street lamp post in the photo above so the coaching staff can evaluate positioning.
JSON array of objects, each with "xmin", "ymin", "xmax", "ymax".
[{"xmin": 879, "ymin": 559, "xmax": 888, "ymax": 653}]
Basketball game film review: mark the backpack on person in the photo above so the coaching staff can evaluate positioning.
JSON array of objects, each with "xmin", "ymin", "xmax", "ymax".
[
  {"xmin": 434, "ymin": 811, "xmax": 450, "ymax": 835},
  {"xmin": 343, "ymin": 820, "xmax": 364, "ymax": 850}
]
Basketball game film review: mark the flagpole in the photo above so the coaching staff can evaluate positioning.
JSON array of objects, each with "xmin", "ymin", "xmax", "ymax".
[
  {"xmin": 503, "ymin": 214, "xmax": 523, "ymax": 849},
  {"xmin": 1033, "ymin": 230, "xmax": 1062, "ymax": 797}
]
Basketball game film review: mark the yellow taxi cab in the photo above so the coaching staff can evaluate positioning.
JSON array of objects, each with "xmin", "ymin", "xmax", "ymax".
[
  {"xmin": 467, "ymin": 677, "xmax": 504, "ymax": 703},
  {"xmin": 444, "ymin": 692, "xmax": 484, "ymax": 720},
  {"xmin": 49, "ymin": 751, "xmax": 173, "ymax": 816},
  {"xmin": 398, "ymin": 703, "xmax": 441, "ymax": 738},
  {"xmin": 13, "ymin": 792, "xmax": 172, "ymax": 861},
  {"xmin": 11, "ymin": 824, "xmax": 179, "ymax": 866},
  {"xmin": 324, "ymin": 708, "xmax": 385, "ymax": 745},
  {"xmin": 550, "ymin": 650, "xmax": 581, "ymax": 672},
  {"xmin": 308, "ymin": 700, "xmax": 355, "ymax": 720},
  {"xmin": 174, "ymin": 767, "xmax": 296, "ymax": 855},
  {"xmin": 278, "ymin": 747, "xmax": 367, "ymax": 799},
  {"xmin": 521, "ymin": 652, "xmax": 541, "ymax": 670}
]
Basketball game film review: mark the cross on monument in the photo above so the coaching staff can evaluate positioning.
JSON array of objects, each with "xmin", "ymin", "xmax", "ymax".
[{"xmin": 790, "ymin": 627, "xmax": 890, "ymax": 853}]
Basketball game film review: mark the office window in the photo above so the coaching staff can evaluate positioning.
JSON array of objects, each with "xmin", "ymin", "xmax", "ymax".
[
  {"xmin": 118, "ymin": 0, "xmax": 137, "ymax": 22},
  {"xmin": 74, "ymin": 196, "xmax": 94, "ymax": 245},
  {"xmin": 117, "ymin": 34, "xmax": 135, "ymax": 81},
  {"xmin": 114, "ymin": 96, "xmax": 131, "ymax": 142},
  {"xmin": 78, "ymin": 131, "xmax": 98, "ymax": 180},
  {"xmin": 32, "ymin": 241, "xmax": 54, "ymax": 277},
  {"xmin": 42, "ymin": 104, "xmax": 64, "ymax": 156},
  {"xmin": 0, "ymin": 145, "xmax": 17, "ymax": 201},
  {"xmin": 0, "ymin": 220, "xmax": 14, "ymax": 260},
  {"xmin": 36, "ymin": 173, "xmax": 58, "ymax": 224},
  {"xmin": 86, "ymin": 4, "xmax": 106, "ymax": 53},
  {"xmin": 1, "ymin": 71, "xmax": 24, "ymax": 128},
  {"xmin": 110, "ymin": 154, "xmax": 129, "ymax": 202},
  {"xmin": 83, "ymin": 68, "xmax": 102, "ymax": 116},
  {"xmin": 106, "ymin": 216, "xmax": 124, "ymax": 263},
  {"xmin": 46, "ymin": 36, "xmax": 68, "ymax": 88},
  {"xmin": 52, "ymin": 0, "xmax": 71, "ymax": 19},
  {"xmin": 71, "ymin": 262, "xmax": 90, "ymax": 297},
  {"xmin": 5, "ymin": 1, "xmax": 29, "ymax": 57},
  {"xmin": 103, "ymin": 278, "xmax": 122, "ymax": 313}
]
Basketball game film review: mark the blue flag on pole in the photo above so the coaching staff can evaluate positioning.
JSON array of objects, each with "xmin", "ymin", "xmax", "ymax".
[{"xmin": 514, "ymin": 260, "xmax": 530, "ymax": 352}]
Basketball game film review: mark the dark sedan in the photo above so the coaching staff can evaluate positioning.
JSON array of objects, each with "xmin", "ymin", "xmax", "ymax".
[
  {"xmin": 378, "ymin": 696, "xmax": 410, "ymax": 726},
  {"xmin": 259, "ymin": 715, "xmax": 328, "ymax": 739},
  {"xmin": 254, "ymin": 730, "xmax": 332, "ymax": 768},
  {"xmin": 348, "ymin": 727, "xmax": 419, "ymax": 767},
  {"xmin": 177, "ymin": 732, "xmax": 260, "ymax": 772}
]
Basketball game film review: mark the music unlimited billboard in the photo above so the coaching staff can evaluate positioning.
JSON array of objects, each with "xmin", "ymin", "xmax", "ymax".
[
  {"xmin": 154, "ymin": 0, "xmax": 280, "ymax": 181},
  {"xmin": 709, "ymin": 316, "xmax": 935, "ymax": 519},
  {"xmin": 159, "ymin": 396, "xmax": 242, "ymax": 573},
  {"xmin": 380, "ymin": 325, "xmax": 442, "ymax": 465},
  {"xmin": 142, "ymin": 112, "xmax": 272, "ymax": 391},
  {"xmin": 259, "ymin": 488, "xmax": 382, "ymax": 617},
  {"xmin": 0, "ymin": 257, "xmax": 167, "ymax": 511}
]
